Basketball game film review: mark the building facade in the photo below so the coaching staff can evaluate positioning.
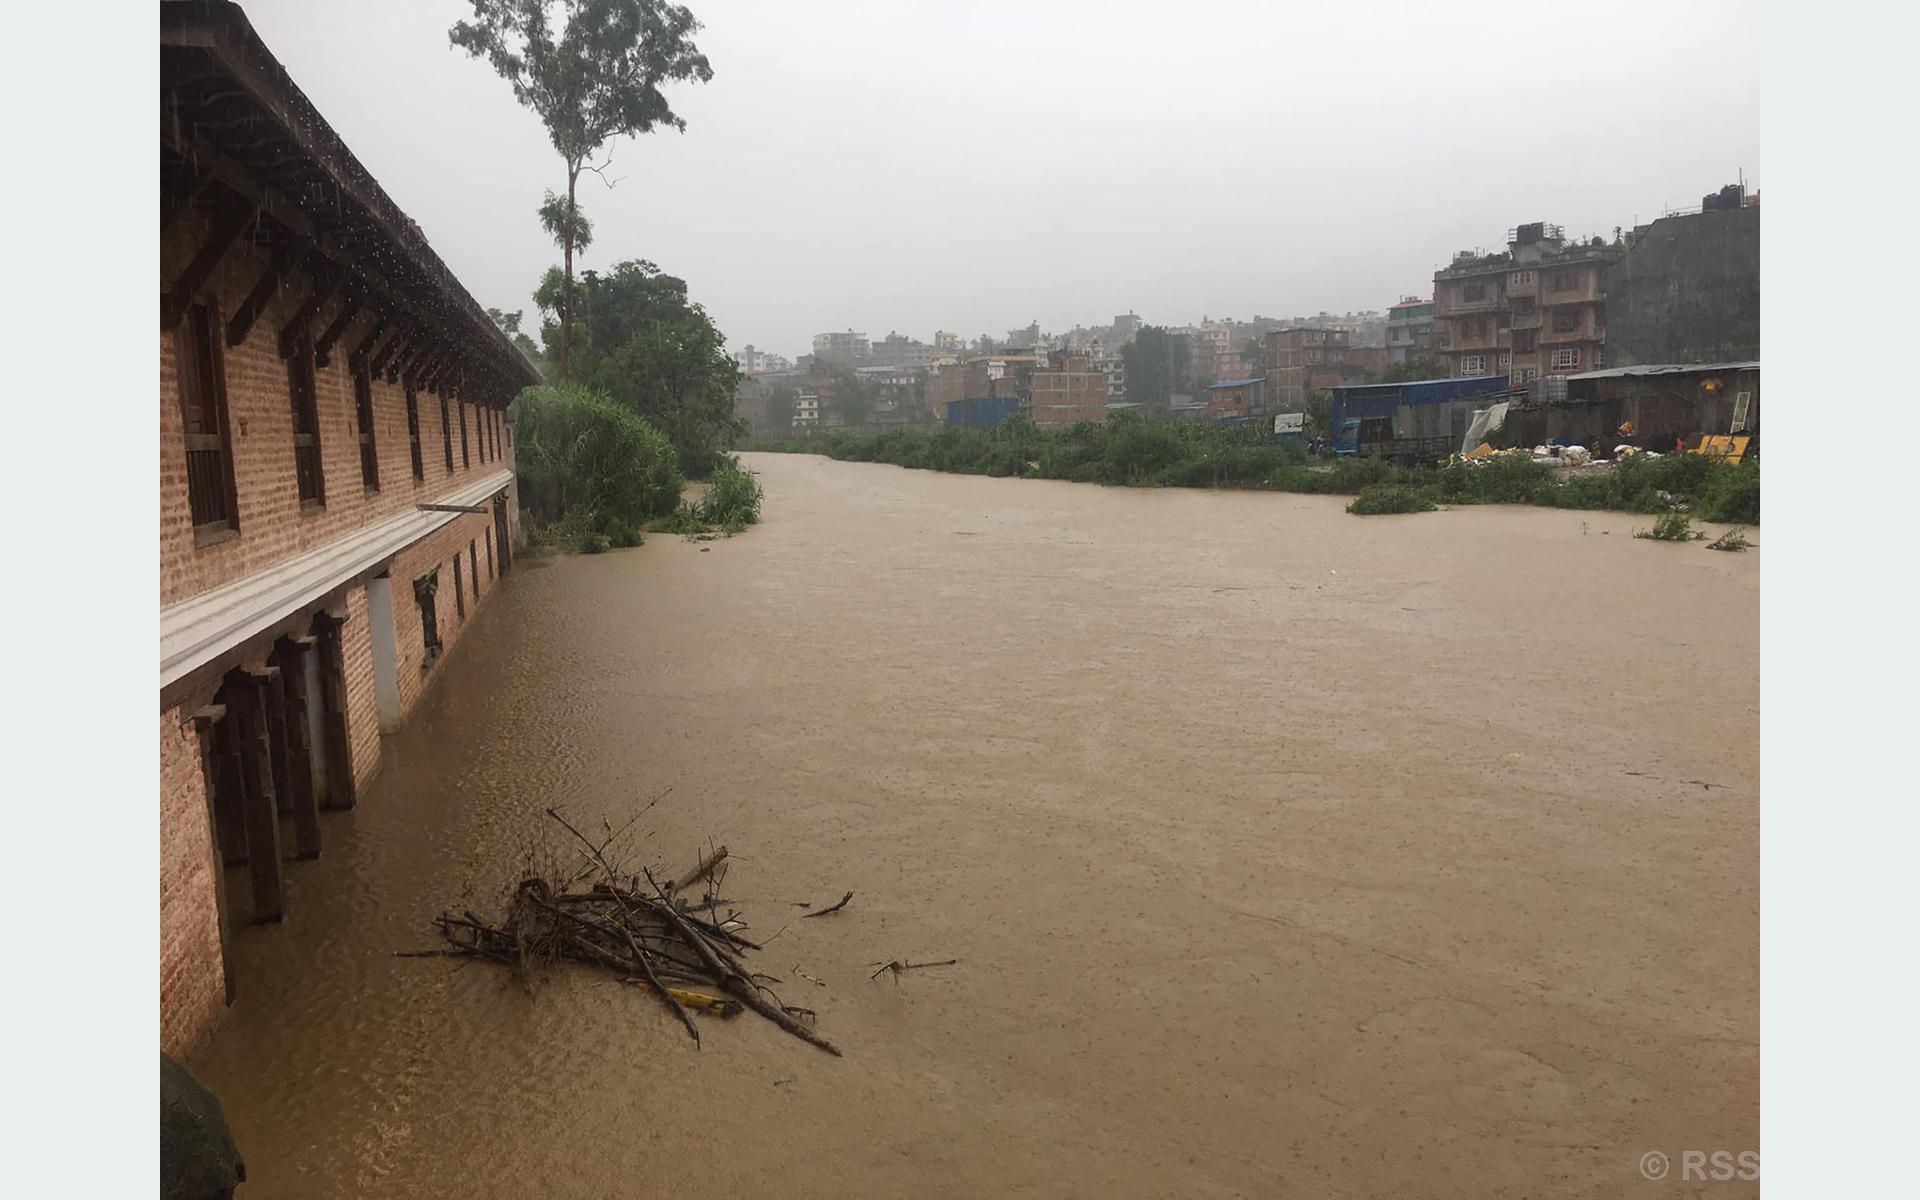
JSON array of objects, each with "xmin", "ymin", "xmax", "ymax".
[
  {"xmin": 811, "ymin": 329, "xmax": 870, "ymax": 366},
  {"xmin": 160, "ymin": 0, "xmax": 540, "ymax": 1058},
  {"xmin": 1385, "ymin": 297, "xmax": 1435, "ymax": 365},
  {"xmin": 1603, "ymin": 204, "xmax": 1760, "ymax": 368},
  {"xmin": 1434, "ymin": 222, "xmax": 1623, "ymax": 386},
  {"xmin": 1029, "ymin": 351, "xmax": 1110, "ymax": 429},
  {"xmin": 1206, "ymin": 378, "xmax": 1264, "ymax": 422},
  {"xmin": 1266, "ymin": 327, "xmax": 1352, "ymax": 408},
  {"xmin": 734, "ymin": 344, "xmax": 793, "ymax": 375}
]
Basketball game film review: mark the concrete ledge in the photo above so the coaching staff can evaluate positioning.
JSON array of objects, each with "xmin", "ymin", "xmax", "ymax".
[{"xmin": 161, "ymin": 469, "xmax": 512, "ymax": 689}]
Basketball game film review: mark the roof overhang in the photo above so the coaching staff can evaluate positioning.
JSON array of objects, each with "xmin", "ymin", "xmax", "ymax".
[{"xmin": 161, "ymin": 1, "xmax": 539, "ymax": 398}]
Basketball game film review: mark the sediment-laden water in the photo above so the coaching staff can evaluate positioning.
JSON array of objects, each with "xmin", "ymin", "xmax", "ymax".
[{"xmin": 192, "ymin": 452, "xmax": 1759, "ymax": 1198}]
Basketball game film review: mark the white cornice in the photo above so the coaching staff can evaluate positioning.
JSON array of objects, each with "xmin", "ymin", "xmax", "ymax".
[{"xmin": 160, "ymin": 469, "xmax": 512, "ymax": 689}]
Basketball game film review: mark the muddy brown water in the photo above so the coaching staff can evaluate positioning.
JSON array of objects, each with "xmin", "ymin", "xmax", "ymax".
[{"xmin": 191, "ymin": 452, "xmax": 1758, "ymax": 1199}]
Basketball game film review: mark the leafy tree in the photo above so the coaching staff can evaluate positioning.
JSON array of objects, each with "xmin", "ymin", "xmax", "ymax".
[
  {"xmin": 574, "ymin": 260, "xmax": 699, "ymax": 371},
  {"xmin": 488, "ymin": 307, "xmax": 546, "ymax": 367},
  {"xmin": 1241, "ymin": 337, "xmax": 1267, "ymax": 372},
  {"xmin": 1120, "ymin": 325, "xmax": 1189, "ymax": 417},
  {"xmin": 538, "ymin": 189, "xmax": 593, "ymax": 259},
  {"xmin": 451, "ymin": 0, "xmax": 714, "ymax": 380},
  {"xmin": 527, "ymin": 257, "xmax": 742, "ymax": 471},
  {"xmin": 588, "ymin": 312, "xmax": 744, "ymax": 475},
  {"xmin": 532, "ymin": 266, "xmax": 582, "ymax": 363},
  {"xmin": 763, "ymin": 381, "xmax": 797, "ymax": 436},
  {"xmin": 832, "ymin": 374, "xmax": 876, "ymax": 429},
  {"xmin": 1305, "ymin": 387, "xmax": 1334, "ymax": 436}
]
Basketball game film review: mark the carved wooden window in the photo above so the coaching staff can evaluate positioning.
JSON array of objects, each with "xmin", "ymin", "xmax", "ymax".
[
  {"xmin": 405, "ymin": 387, "xmax": 424, "ymax": 482},
  {"xmin": 354, "ymin": 359, "xmax": 380, "ymax": 491},
  {"xmin": 287, "ymin": 328, "xmax": 325, "ymax": 507},
  {"xmin": 177, "ymin": 301, "xmax": 239, "ymax": 535}
]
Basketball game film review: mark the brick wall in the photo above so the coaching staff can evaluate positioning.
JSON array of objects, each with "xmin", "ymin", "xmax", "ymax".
[
  {"xmin": 162, "ymin": 215, "xmax": 515, "ymax": 609},
  {"xmin": 161, "ymin": 215, "xmax": 525, "ymax": 1057},
  {"xmin": 342, "ymin": 583, "xmax": 382, "ymax": 793},
  {"xmin": 160, "ymin": 709, "xmax": 225, "ymax": 1059},
  {"xmin": 386, "ymin": 512, "xmax": 501, "ymax": 718}
]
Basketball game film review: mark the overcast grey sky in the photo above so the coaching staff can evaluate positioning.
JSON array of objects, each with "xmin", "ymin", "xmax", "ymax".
[{"xmin": 241, "ymin": 0, "xmax": 1758, "ymax": 356}]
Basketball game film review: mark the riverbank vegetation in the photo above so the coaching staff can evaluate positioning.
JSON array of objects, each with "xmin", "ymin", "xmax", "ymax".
[{"xmin": 750, "ymin": 414, "xmax": 1759, "ymax": 523}]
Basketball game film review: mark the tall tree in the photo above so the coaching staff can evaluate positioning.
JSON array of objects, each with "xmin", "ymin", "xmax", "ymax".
[
  {"xmin": 451, "ymin": 0, "xmax": 713, "ymax": 381},
  {"xmin": 1121, "ymin": 326, "xmax": 1189, "ymax": 417},
  {"xmin": 538, "ymin": 189, "xmax": 593, "ymax": 270}
]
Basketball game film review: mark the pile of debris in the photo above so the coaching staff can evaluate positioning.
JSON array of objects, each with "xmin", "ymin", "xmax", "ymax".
[{"xmin": 406, "ymin": 808, "xmax": 843, "ymax": 1056}]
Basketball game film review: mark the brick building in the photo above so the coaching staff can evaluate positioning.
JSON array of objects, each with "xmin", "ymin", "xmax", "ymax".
[
  {"xmin": 1434, "ymin": 222, "xmax": 1623, "ymax": 386},
  {"xmin": 923, "ymin": 354, "xmax": 1039, "ymax": 421},
  {"xmin": 160, "ymin": 1, "xmax": 540, "ymax": 1058},
  {"xmin": 1265, "ymin": 327, "xmax": 1353, "ymax": 408},
  {"xmin": 1029, "ymin": 351, "xmax": 1110, "ymax": 429},
  {"xmin": 1205, "ymin": 378, "xmax": 1264, "ymax": 422}
]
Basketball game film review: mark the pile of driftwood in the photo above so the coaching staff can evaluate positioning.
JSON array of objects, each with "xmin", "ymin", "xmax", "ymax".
[{"xmin": 408, "ymin": 808, "xmax": 842, "ymax": 1056}]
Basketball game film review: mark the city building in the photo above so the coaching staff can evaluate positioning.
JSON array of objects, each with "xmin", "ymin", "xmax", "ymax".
[
  {"xmin": 1206, "ymin": 378, "xmax": 1264, "ymax": 423},
  {"xmin": 1266, "ymin": 327, "xmax": 1352, "ymax": 408},
  {"xmin": 1112, "ymin": 312, "xmax": 1142, "ymax": 341},
  {"xmin": 1385, "ymin": 297, "xmax": 1435, "ymax": 365},
  {"xmin": 1029, "ymin": 351, "xmax": 1110, "ymax": 429},
  {"xmin": 792, "ymin": 388, "xmax": 822, "ymax": 431},
  {"xmin": 734, "ymin": 344, "xmax": 793, "ymax": 375},
  {"xmin": 870, "ymin": 331, "xmax": 939, "ymax": 370},
  {"xmin": 811, "ymin": 329, "xmax": 870, "ymax": 366},
  {"xmin": 160, "ymin": 0, "xmax": 540, "ymax": 1058},
  {"xmin": 1603, "ymin": 201, "xmax": 1760, "ymax": 368},
  {"xmin": 1186, "ymin": 322, "xmax": 1246, "ymax": 382},
  {"xmin": 1005, "ymin": 320, "xmax": 1043, "ymax": 350},
  {"xmin": 926, "ymin": 354, "xmax": 1039, "ymax": 421},
  {"xmin": 1434, "ymin": 222, "xmax": 1624, "ymax": 386}
]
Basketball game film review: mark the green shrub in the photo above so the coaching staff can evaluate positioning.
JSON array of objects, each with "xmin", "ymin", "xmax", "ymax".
[
  {"xmin": 1347, "ymin": 485, "xmax": 1437, "ymax": 515},
  {"xmin": 751, "ymin": 421, "xmax": 1759, "ymax": 523},
  {"xmin": 1707, "ymin": 527, "xmax": 1752, "ymax": 552},
  {"xmin": 1696, "ymin": 459, "xmax": 1760, "ymax": 524},
  {"xmin": 696, "ymin": 460, "xmax": 764, "ymax": 527},
  {"xmin": 604, "ymin": 517, "xmax": 645, "ymax": 548},
  {"xmin": 510, "ymin": 385, "xmax": 683, "ymax": 533},
  {"xmin": 647, "ymin": 506, "xmax": 709, "ymax": 536},
  {"xmin": 1636, "ymin": 511, "xmax": 1705, "ymax": 541}
]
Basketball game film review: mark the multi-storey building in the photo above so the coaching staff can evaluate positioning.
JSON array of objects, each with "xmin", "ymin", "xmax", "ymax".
[
  {"xmin": 159, "ymin": 0, "xmax": 540, "ymax": 1058},
  {"xmin": 1185, "ymin": 322, "xmax": 1245, "ymax": 382},
  {"xmin": 1265, "ymin": 327, "xmax": 1351, "ymax": 408},
  {"xmin": 1434, "ymin": 222, "xmax": 1623, "ymax": 386},
  {"xmin": 869, "ymin": 331, "xmax": 939, "ymax": 369},
  {"xmin": 792, "ymin": 389, "xmax": 822, "ymax": 430},
  {"xmin": 811, "ymin": 329, "xmax": 870, "ymax": 366},
  {"xmin": 734, "ymin": 344, "xmax": 793, "ymax": 375},
  {"xmin": 1385, "ymin": 297, "xmax": 1435, "ymax": 366},
  {"xmin": 1029, "ymin": 351, "xmax": 1110, "ymax": 429}
]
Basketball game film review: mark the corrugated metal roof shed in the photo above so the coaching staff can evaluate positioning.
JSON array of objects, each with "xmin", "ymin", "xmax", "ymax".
[{"xmin": 1565, "ymin": 361, "xmax": 1759, "ymax": 381}]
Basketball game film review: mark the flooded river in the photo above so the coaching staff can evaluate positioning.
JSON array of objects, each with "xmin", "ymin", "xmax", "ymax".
[{"xmin": 192, "ymin": 452, "xmax": 1758, "ymax": 1198}]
